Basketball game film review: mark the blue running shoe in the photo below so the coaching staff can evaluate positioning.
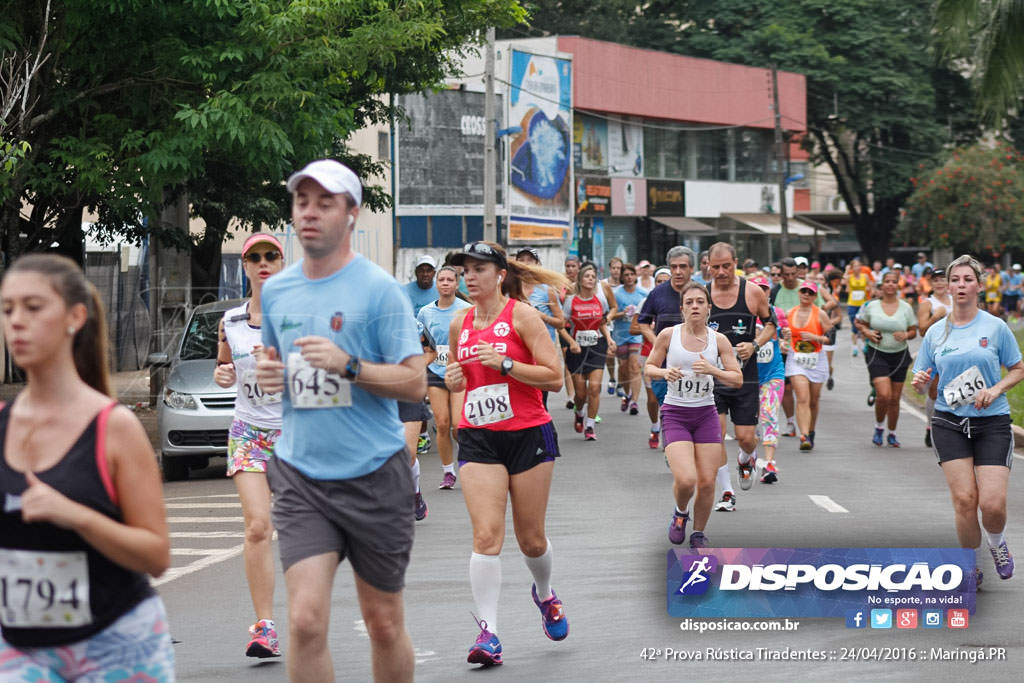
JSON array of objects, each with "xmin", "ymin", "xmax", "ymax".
[
  {"xmin": 887, "ymin": 433, "xmax": 901, "ymax": 448},
  {"xmin": 467, "ymin": 616, "xmax": 502, "ymax": 666},
  {"xmin": 531, "ymin": 585, "xmax": 569, "ymax": 641},
  {"xmin": 607, "ymin": 380, "xmax": 616, "ymax": 395},
  {"xmin": 974, "ymin": 567, "xmax": 984, "ymax": 590},
  {"xmin": 872, "ymin": 428, "xmax": 884, "ymax": 447},
  {"xmin": 689, "ymin": 531, "xmax": 709, "ymax": 549},
  {"xmin": 990, "ymin": 541, "xmax": 1014, "ymax": 580}
]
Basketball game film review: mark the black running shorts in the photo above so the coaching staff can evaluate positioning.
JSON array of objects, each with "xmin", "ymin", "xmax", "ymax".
[
  {"xmin": 930, "ymin": 411, "xmax": 1014, "ymax": 467},
  {"xmin": 458, "ymin": 421, "xmax": 560, "ymax": 475}
]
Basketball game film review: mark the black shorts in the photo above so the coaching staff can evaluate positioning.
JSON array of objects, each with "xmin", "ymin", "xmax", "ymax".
[
  {"xmin": 426, "ymin": 369, "xmax": 446, "ymax": 389},
  {"xmin": 825, "ymin": 327, "xmax": 838, "ymax": 345},
  {"xmin": 864, "ymin": 346, "xmax": 912, "ymax": 381},
  {"xmin": 566, "ymin": 338, "xmax": 608, "ymax": 375},
  {"xmin": 458, "ymin": 421, "xmax": 560, "ymax": 475},
  {"xmin": 713, "ymin": 384, "xmax": 759, "ymax": 426},
  {"xmin": 1003, "ymin": 294, "xmax": 1019, "ymax": 311},
  {"xmin": 398, "ymin": 398, "xmax": 431, "ymax": 423},
  {"xmin": 930, "ymin": 411, "xmax": 1014, "ymax": 467},
  {"xmin": 268, "ymin": 452, "xmax": 414, "ymax": 592}
]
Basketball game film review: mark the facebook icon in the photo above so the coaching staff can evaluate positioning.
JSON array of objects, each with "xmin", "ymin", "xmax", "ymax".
[{"xmin": 845, "ymin": 610, "xmax": 866, "ymax": 629}]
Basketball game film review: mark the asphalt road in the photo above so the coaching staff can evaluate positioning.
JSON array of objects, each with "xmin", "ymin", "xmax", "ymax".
[{"xmin": 157, "ymin": 333, "xmax": 1024, "ymax": 681}]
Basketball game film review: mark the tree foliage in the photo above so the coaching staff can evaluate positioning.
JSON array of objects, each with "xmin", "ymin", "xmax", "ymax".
[
  {"xmin": 1, "ymin": 0, "xmax": 526, "ymax": 275},
  {"xmin": 520, "ymin": 0, "xmax": 980, "ymax": 260},
  {"xmin": 934, "ymin": 0, "xmax": 1024, "ymax": 127},
  {"xmin": 901, "ymin": 144, "xmax": 1024, "ymax": 258}
]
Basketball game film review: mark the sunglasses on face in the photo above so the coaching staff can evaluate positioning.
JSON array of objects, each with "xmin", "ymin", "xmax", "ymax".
[
  {"xmin": 799, "ymin": 289, "xmax": 815, "ymax": 295},
  {"xmin": 245, "ymin": 251, "xmax": 282, "ymax": 264}
]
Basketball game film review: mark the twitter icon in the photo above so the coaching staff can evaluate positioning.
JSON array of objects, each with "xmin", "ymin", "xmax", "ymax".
[{"xmin": 870, "ymin": 609, "xmax": 892, "ymax": 629}]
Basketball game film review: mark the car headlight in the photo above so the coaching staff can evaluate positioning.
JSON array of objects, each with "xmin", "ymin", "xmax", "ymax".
[{"xmin": 163, "ymin": 389, "xmax": 198, "ymax": 410}]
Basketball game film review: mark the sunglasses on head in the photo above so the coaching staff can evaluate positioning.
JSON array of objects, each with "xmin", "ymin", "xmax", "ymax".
[{"xmin": 245, "ymin": 251, "xmax": 282, "ymax": 264}]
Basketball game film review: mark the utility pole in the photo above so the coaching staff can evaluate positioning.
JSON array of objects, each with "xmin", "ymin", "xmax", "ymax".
[
  {"xmin": 772, "ymin": 65, "xmax": 790, "ymax": 258},
  {"xmin": 483, "ymin": 26, "xmax": 497, "ymax": 242}
]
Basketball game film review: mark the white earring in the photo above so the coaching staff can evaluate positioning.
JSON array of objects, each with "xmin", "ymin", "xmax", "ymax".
[{"xmin": 68, "ymin": 326, "xmax": 76, "ymax": 336}]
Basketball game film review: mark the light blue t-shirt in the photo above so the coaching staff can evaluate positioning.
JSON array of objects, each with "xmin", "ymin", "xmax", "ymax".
[
  {"xmin": 612, "ymin": 285, "xmax": 648, "ymax": 345},
  {"xmin": 262, "ymin": 256, "xmax": 422, "ymax": 480},
  {"xmin": 913, "ymin": 310, "xmax": 1022, "ymax": 417},
  {"xmin": 1004, "ymin": 272, "xmax": 1023, "ymax": 296},
  {"xmin": 417, "ymin": 298, "xmax": 471, "ymax": 378},
  {"xmin": 527, "ymin": 283, "xmax": 559, "ymax": 345},
  {"xmin": 403, "ymin": 280, "xmax": 439, "ymax": 315}
]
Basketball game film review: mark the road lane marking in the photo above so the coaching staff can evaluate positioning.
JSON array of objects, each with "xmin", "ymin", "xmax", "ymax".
[
  {"xmin": 901, "ymin": 400, "xmax": 1024, "ymax": 461},
  {"xmin": 172, "ymin": 548, "xmax": 234, "ymax": 556},
  {"xmin": 808, "ymin": 495, "xmax": 849, "ymax": 513},
  {"xmin": 165, "ymin": 493, "xmax": 240, "ymax": 501},
  {"xmin": 168, "ymin": 517, "xmax": 244, "ymax": 524},
  {"xmin": 170, "ymin": 531, "xmax": 245, "ymax": 538},
  {"xmin": 165, "ymin": 503, "xmax": 242, "ymax": 509},
  {"xmin": 152, "ymin": 545, "xmax": 244, "ymax": 587}
]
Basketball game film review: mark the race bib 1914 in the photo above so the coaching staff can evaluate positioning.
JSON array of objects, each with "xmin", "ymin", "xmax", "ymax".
[{"xmin": 668, "ymin": 372, "xmax": 713, "ymax": 401}]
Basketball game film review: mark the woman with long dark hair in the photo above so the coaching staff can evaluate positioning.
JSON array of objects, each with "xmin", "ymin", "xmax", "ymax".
[
  {"xmin": 0, "ymin": 254, "xmax": 173, "ymax": 680},
  {"xmin": 445, "ymin": 242, "xmax": 570, "ymax": 667}
]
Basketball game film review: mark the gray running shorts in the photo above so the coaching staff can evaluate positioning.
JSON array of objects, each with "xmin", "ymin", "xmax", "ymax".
[{"xmin": 268, "ymin": 450, "xmax": 414, "ymax": 592}]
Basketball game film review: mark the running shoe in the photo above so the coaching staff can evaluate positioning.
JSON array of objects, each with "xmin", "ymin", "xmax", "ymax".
[
  {"xmin": 713, "ymin": 492, "xmax": 736, "ymax": 512},
  {"xmin": 799, "ymin": 435, "xmax": 812, "ymax": 451},
  {"xmin": 607, "ymin": 380, "xmax": 616, "ymax": 395},
  {"xmin": 595, "ymin": 415, "xmax": 602, "ymax": 423},
  {"xmin": 565, "ymin": 400, "xmax": 574, "ymax": 410},
  {"xmin": 783, "ymin": 423, "xmax": 797, "ymax": 438},
  {"xmin": 414, "ymin": 492, "xmax": 428, "ymax": 521},
  {"xmin": 887, "ymin": 433, "xmax": 901, "ymax": 448},
  {"xmin": 584, "ymin": 426, "xmax": 596, "ymax": 441},
  {"xmin": 439, "ymin": 472, "xmax": 457, "ymax": 490},
  {"xmin": 738, "ymin": 458, "xmax": 755, "ymax": 490},
  {"xmin": 668, "ymin": 510, "xmax": 689, "ymax": 545},
  {"xmin": 648, "ymin": 431, "xmax": 660, "ymax": 449},
  {"xmin": 974, "ymin": 567, "xmax": 984, "ymax": 590},
  {"xmin": 872, "ymin": 428, "xmax": 884, "ymax": 447},
  {"xmin": 629, "ymin": 401, "xmax": 639, "ymax": 415},
  {"xmin": 852, "ymin": 347, "xmax": 858, "ymax": 357},
  {"xmin": 531, "ymin": 585, "xmax": 569, "ymax": 641},
  {"xmin": 467, "ymin": 617, "xmax": 502, "ymax": 667},
  {"xmin": 760, "ymin": 461, "xmax": 778, "ymax": 484},
  {"xmin": 924, "ymin": 428, "xmax": 932, "ymax": 448},
  {"xmin": 689, "ymin": 531, "xmax": 709, "ymax": 549},
  {"xmin": 574, "ymin": 413, "xmax": 584, "ymax": 433},
  {"xmin": 809, "ymin": 430, "xmax": 816, "ymax": 448},
  {"xmin": 417, "ymin": 434, "xmax": 431, "ymax": 454},
  {"xmin": 246, "ymin": 619, "xmax": 281, "ymax": 658},
  {"xmin": 867, "ymin": 389, "xmax": 876, "ymax": 407},
  {"xmin": 620, "ymin": 396, "xmax": 629, "ymax": 412},
  {"xmin": 826, "ymin": 376, "xmax": 834, "ymax": 391},
  {"xmin": 616, "ymin": 386, "xmax": 627, "ymax": 398},
  {"xmin": 990, "ymin": 541, "xmax": 1015, "ymax": 580}
]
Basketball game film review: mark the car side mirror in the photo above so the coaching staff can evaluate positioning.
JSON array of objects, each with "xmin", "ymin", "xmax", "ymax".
[{"xmin": 146, "ymin": 352, "xmax": 170, "ymax": 368}]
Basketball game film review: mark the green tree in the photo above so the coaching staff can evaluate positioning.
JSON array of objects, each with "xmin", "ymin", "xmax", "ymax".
[
  {"xmin": 934, "ymin": 0, "xmax": 1024, "ymax": 127},
  {"xmin": 1, "ymin": 0, "xmax": 525, "ymax": 281},
  {"xmin": 901, "ymin": 144, "xmax": 1024, "ymax": 258},
  {"xmin": 522, "ymin": 0, "xmax": 980, "ymax": 261}
]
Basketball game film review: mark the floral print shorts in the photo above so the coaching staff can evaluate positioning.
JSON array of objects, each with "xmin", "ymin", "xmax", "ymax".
[{"xmin": 227, "ymin": 419, "xmax": 280, "ymax": 477}]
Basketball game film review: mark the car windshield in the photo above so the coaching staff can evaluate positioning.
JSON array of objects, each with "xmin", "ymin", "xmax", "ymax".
[{"xmin": 178, "ymin": 310, "xmax": 223, "ymax": 361}]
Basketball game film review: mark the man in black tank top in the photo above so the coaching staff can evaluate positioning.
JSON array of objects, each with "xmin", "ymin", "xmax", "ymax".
[{"xmin": 707, "ymin": 242, "xmax": 777, "ymax": 510}]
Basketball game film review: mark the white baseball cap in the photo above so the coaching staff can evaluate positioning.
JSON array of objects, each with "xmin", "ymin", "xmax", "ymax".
[
  {"xmin": 794, "ymin": 256, "xmax": 809, "ymax": 266},
  {"xmin": 1014, "ymin": 264, "xmax": 1022, "ymax": 271},
  {"xmin": 414, "ymin": 255, "xmax": 437, "ymax": 269},
  {"xmin": 286, "ymin": 159, "xmax": 362, "ymax": 207}
]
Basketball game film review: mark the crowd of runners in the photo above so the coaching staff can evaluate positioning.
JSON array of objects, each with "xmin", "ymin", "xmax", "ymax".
[{"xmin": 1, "ymin": 159, "xmax": 1021, "ymax": 681}]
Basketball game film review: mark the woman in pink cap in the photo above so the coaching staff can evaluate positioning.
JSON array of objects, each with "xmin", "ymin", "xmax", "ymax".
[
  {"xmin": 213, "ymin": 232, "xmax": 286, "ymax": 657},
  {"xmin": 784, "ymin": 280, "xmax": 833, "ymax": 451}
]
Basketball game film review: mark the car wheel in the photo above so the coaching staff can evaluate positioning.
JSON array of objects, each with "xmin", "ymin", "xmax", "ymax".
[{"xmin": 162, "ymin": 455, "xmax": 190, "ymax": 481}]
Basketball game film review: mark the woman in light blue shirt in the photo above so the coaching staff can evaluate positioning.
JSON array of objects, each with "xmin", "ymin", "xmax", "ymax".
[{"xmin": 913, "ymin": 255, "xmax": 1024, "ymax": 587}]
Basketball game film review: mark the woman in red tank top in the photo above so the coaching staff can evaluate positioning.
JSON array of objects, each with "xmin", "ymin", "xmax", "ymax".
[{"xmin": 445, "ymin": 242, "xmax": 571, "ymax": 667}]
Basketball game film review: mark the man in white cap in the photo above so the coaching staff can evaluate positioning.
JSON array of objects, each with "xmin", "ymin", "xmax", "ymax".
[
  {"xmin": 404, "ymin": 254, "xmax": 439, "ymax": 316},
  {"xmin": 256, "ymin": 159, "xmax": 422, "ymax": 682}
]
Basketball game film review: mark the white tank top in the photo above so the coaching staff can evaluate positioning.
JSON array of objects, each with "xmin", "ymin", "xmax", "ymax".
[
  {"xmin": 927, "ymin": 294, "xmax": 951, "ymax": 320},
  {"xmin": 663, "ymin": 324, "xmax": 718, "ymax": 408},
  {"xmin": 222, "ymin": 302, "xmax": 283, "ymax": 429}
]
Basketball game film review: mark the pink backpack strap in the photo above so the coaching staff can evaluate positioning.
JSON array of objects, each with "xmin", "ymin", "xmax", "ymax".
[{"xmin": 95, "ymin": 402, "xmax": 120, "ymax": 506}]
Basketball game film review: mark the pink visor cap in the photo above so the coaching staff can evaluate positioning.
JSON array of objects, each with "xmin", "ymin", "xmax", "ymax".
[
  {"xmin": 286, "ymin": 159, "xmax": 362, "ymax": 207},
  {"xmin": 242, "ymin": 233, "xmax": 284, "ymax": 256}
]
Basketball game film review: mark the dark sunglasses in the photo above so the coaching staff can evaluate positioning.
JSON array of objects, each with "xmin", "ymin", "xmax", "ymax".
[
  {"xmin": 799, "ymin": 288, "xmax": 815, "ymax": 295},
  {"xmin": 245, "ymin": 251, "xmax": 282, "ymax": 264}
]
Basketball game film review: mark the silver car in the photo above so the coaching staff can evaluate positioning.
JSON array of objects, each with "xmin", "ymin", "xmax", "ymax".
[{"xmin": 149, "ymin": 299, "xmax": 243, "ymax": 480}]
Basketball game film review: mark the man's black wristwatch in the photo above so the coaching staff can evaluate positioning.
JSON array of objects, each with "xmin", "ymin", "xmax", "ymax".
[
  {"xmin": 344, "ymin": 357, "xmax": 361, "ymax": 379},
  {"xmin": 500, "ymin": 357, "xmax": 514, "ymax": 376}
]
